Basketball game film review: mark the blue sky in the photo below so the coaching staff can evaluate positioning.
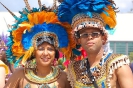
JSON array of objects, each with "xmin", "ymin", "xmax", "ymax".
[{"xmin": 0, "ymin": 0, "xmax": 133, "ymax": 13}]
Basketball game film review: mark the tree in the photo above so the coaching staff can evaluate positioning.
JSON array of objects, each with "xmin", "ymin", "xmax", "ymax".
[{"xmin": 129, "ymin": 52, "xmax": 133, "ymax": 63}]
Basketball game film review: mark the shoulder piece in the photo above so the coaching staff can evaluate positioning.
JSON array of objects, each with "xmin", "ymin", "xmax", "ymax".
[{"xmin": 106, "ymin": 54, "xmax": 130, "ymax": 87}]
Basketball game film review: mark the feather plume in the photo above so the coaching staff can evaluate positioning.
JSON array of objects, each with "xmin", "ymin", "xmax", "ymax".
[
  {"xmin": 0, "ymin": 2, "xmax": 18, "ymax": 20},
  {"xmin": 23, "ymin": 0, "xmax": 32, "ymax": 12},
  {"xmin": 21, "ymin": 47, "xmax": 34, "ymax": 65},
  {"xmin": 58, "ymin": 0, "xmax": 117, "ymax": 29},
  {"xmin": 38, "ymin": 0, "xmax": 42, "ymax": 11}
]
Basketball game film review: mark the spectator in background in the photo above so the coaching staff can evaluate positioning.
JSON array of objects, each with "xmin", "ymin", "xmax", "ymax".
[
  {"xmin": 130, "ymin": 63, "xmax": 133, "ymax": 73},
  {"xmin": 0, "ymin": 34, "xmax": 15, "ymax": 83},
  {"xmin": 0, "ymin": 35, "xmax": 9, "ymax": 87}
]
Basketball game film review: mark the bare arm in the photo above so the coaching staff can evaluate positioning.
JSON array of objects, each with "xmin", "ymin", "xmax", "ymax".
[
  {"xmin": 116, "ymin": 65, "xmax": 133, "ymax": 88},
  {"xmin": 4, "ymin": 67, "xmax": 24, "ymax": 88},
  {"xmin": 65, "ymin": 79, "xmax": 72, "ymax": 88},
  {"xmin": 62, "ymin": 71, "xmax": 72, "ymax": 88},
  {"xmin": 0, "ymin": 67, "xmax": 6, "ymax": 88}
]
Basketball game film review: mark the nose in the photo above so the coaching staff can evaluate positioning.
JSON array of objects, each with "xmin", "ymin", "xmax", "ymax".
[
  {"xmin": 42, "ymin": 49, "xmax": 49, "ymax": 56},
  {"xmin": 87, "ymin": 34, "xmax": 93, "ymax": 39}
]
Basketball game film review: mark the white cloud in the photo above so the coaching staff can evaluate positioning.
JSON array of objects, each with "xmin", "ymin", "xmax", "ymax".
[{"xmin": 114, "ymin": 0, "xmax": 132, "ymax": 13}]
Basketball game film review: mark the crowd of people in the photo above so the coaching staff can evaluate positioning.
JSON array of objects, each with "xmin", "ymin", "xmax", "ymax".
[{"xmin": 0, "ymin": 0, "xmax": 133, "ymax": 88}]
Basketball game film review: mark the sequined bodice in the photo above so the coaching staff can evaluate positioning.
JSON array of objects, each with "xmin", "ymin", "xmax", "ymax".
[{"xmin": 67, "ymin": 53, "xmax": 129, "ymax": 88}]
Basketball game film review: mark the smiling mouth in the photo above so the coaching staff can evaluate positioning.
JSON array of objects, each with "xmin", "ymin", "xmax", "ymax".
[{"xmin": 41, "ymin": 58, "xmax": 49, "ymax": 62}]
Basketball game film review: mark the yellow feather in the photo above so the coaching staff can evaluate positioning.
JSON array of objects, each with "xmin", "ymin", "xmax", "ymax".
[
  {"xmin": 21, "ymin": 47, "xmax": 34, "ymax": 65},
  {"xmin": 100, "ymin": 5, "xmax": 116, "ymax": 28},
  {"xmin": 33, "ymin": 12, "xmax": 38, "ymax": 24}
]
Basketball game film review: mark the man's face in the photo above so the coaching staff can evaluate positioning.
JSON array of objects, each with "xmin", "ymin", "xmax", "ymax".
[{"xmin": 78, "ymin": 28, "xmax": 104, "ymax": 53}]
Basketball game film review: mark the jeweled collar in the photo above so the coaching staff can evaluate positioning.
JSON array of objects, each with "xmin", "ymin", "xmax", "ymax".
[{"xmin": 24, "ymin": 60, "xmax": 61, "ymax": 84}]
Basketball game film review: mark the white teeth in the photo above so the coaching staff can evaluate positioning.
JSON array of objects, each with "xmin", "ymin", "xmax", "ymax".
[{"xmin": 41, "ymin": 58, "xmax": 49, "ymax": 62}]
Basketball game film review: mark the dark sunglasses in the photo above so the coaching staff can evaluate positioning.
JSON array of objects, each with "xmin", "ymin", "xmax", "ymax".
[{"xmin": 80, "ymin": 32, "xmax": 101, "ymax": 38}]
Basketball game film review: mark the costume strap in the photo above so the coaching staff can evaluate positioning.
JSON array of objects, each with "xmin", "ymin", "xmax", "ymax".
[{"xmin": 86, "ymin": 59, "xmax": 98, "ymax": 88}]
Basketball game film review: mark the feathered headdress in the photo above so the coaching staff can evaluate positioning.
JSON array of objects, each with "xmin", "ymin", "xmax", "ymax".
[
  {"xmin": 0, "ymin": 0, "xmax": 76, "ymax": 67},
  {"xmin": 58, "ymin": 0, "xmax": 117, "ymax": 57},
  {"xmin": 58, "ymin": 0, "xmax": 117, "ymax": 37}
]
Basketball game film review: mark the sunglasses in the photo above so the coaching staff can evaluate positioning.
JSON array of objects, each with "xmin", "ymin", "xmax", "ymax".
[{"xmin": 80, "ymin": 32, "xmax": 101, "ymax": 38}]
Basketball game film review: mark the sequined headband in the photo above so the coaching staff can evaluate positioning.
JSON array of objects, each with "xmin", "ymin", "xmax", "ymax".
[
  {"xmin": 32, "ymin": 32, "xmax": 58, "ymax": 48},
  {"xmin": 72, "ymin": 13, "xmax": 105, "ymax": 31}
]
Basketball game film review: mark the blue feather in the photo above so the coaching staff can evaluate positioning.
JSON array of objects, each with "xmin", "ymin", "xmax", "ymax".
[
  {"xmin": 22, "ymin": 22, "xmax": 69, "ymax": 50},
  {"xmin": 58, "ymin": 0, "xmax": 112, "ymax": 24}
]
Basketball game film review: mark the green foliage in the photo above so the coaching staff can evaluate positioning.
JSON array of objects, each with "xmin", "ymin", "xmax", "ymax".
[{"xmin": 129, "ymin": 52, "xmax": 133, "ymax": 63}]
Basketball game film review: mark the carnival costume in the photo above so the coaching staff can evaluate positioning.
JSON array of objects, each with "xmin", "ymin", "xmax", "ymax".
[
  {"xmin": 1, "ymin": 0, "xmax": 75, "ymax": 87},
  {"xmin": 0, "ymin": 33, "xmax": 9, "ymax": 76},
  {"xmin": 58, "ymin": 0, "xmax": 130, "ymax": 88}
]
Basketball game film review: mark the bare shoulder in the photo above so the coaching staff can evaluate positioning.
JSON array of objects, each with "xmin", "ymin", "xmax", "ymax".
[
  {"xmin": 116, "ymin": 64, "xmax": 133, "ymax": 88},
  {"xmin": 4, "ymin": 67, "xmax": 25, "ymax": 88},
  {"xmin": 60, "ymin": 70, "xmax": 68, "ymax": 80},
  {"xmin": 12, "ymin": 67, "xmax": 24, "ymax": 76},
  {"xmin": 59, "ymin": 70, "xmax": 72, "ymax": 88}
]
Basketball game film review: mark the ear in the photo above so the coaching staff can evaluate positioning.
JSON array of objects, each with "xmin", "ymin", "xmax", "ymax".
[
  {"xmin": 75, "ymin": 38, "xmax": 81, "ymax": 45},
  {"xmin": 101, "ymin": 35, "xmax": 107, "ymax": 45}
]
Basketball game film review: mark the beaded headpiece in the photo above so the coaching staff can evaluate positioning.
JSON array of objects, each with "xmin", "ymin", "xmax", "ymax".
[
  {"xmin": 58, "ymin": 0, "xmax": 117, "ymax": 40},
  {"xmin": 0, "ymin": 0, "xmax": 76, "ymax": 66},
  {"xmin": 0, "ymin": 33, "xmax": 8, "ymax": 52}
]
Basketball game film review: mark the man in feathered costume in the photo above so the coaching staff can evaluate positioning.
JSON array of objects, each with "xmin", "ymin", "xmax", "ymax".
[{"xmin": 58, "ymin": 0, "xmax": 133, "ymax": 87}]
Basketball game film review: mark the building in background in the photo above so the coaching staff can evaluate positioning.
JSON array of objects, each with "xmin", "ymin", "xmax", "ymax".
[
  {"xmin": 109, "ymin": 13, "xmax": 133, "ymax": 55},
  {"xmin": 0, "ymin": 12, "xmax": 133, "ymax": 55}
]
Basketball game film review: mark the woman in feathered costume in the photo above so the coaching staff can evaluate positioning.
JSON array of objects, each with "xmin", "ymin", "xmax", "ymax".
[
  {"xmin": 58, "ymin": 0, "xmax": 133, "ymax": 87},
  {"xmin": 1, "ymin": 0, "xmax": 75, "ymax": 87},
  {"xmin": 0, "ymin": 33, "xmax": 9, "ymax": 88}
]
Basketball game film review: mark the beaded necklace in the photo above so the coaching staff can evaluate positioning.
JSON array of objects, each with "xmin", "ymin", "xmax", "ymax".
[
  {"xmin": 79, "ymin": 52, "xmax": 111, "ymax": 86},
  {"xmin": 90, "ymin": 52, "xmax": 112, "ymax": 78},
  {"xmin": 24, "ymin": 66, "xmax": 60, "ymax": 88}
]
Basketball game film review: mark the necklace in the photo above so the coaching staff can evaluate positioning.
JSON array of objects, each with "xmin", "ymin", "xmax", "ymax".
[
  {"xmin": 25, "ymin": 83, "xmax": 57, "ymax": 88},
  {"xmin": 24, "ymin": 66, "xmax": 61, "ymax": 84},
  {"xmin": 79, "ymin": 52, "xmax": 111, "ymax": 85},
  {"xmin": 90, "ymin": 52, "xmax": 112, "ymax": 78}
]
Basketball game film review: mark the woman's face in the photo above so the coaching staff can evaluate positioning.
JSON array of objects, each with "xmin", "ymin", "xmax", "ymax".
[{"xmin": 35, "ymin": 42, "xmax": 56, "ymax": 67}]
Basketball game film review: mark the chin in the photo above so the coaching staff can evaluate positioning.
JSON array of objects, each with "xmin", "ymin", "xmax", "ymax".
[{"xmin": 41, "ymin": 60, "xmax": 53, "ymax": 66}]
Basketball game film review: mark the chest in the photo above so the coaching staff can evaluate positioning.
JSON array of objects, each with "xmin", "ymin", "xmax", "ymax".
[
  {"xmin": 67, "ymin": 54, "xmax": 122, "ymax": 88},
  {"xmin": 19, "ymin": 78, "xmax": 65, "ymax": 88}
]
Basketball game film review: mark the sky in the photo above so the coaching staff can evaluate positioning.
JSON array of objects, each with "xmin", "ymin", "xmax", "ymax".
[
  {"xmin": 0, "ymin": 0, "xmax": 133, "ymax": 40},
  {"xmin": 0, "ymin": 0, "xmax": 133, "ymax": 13}
]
